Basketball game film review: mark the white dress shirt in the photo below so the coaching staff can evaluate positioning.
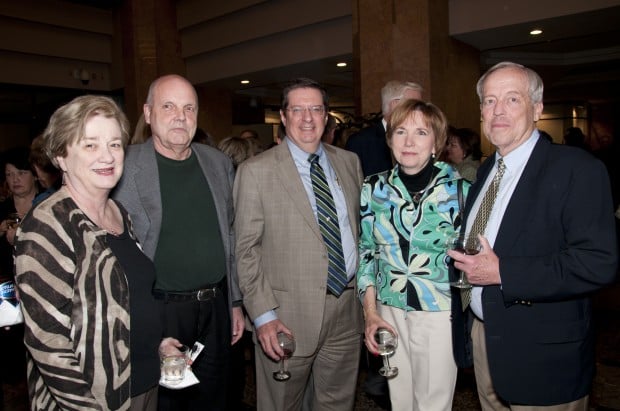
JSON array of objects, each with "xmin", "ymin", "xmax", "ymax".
[{"xmin": 468, "ymin": 131, "xmax": 540, "ymax": 320}]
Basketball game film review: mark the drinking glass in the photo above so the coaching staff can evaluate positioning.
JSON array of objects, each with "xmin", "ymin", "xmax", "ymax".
[
  {"xmin": 273, "ymin": 332, "xmax": 295, "ymax": 381},
  {"xmin": 160, "ymin": 344, "xmax": 190, "ymax": 385},
  {"xmin": 6, "ymin": 213, "xmax": 21, "ymax": 230},
  {"xmin": 446, "ymin": 233, "xmax": 481, "ymax": 289},
  {"xmin": 374, "ymin": 328, "xmax": 398, "ymax": 378}
]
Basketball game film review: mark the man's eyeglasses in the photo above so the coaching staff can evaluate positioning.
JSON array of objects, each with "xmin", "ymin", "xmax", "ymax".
[{"xmin": 285, "ymin": 106, "xmax": 326, "ymax": 117}]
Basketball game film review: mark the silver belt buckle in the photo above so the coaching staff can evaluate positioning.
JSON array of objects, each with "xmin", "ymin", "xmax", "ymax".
[{"xmin": 196, "ymin": 288, "xmax": 215, "ymax": 301}]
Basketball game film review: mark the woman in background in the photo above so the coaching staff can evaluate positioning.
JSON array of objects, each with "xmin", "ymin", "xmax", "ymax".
[
  {"xmin": 444, "ymin": 126, "xmax": 482, "ymax": 182},
  {"xmin": 30, "ymin": 134, "xmax": 62, "ymax": 205},
  {"xmin": 0, "ymin": 146, "xmax": 36, "ymax": 409}
]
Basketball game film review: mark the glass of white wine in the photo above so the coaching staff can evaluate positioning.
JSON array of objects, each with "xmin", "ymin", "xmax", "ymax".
[
  {"xmin": 374, "ymin": 328, "xmax": 398, "ymax": 378},
  {"xmin": 273, "ymin": 332, "xmax": 295, "ymax": 381}
]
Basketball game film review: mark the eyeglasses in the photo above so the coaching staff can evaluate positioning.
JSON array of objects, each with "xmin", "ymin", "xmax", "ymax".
[{"xmin": 285, "ymin": 105, "xmax": 326, "ymax": 117}]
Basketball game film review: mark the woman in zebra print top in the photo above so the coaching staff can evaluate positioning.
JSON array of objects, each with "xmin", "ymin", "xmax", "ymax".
[{"xmin": 14, "ymin": 95, "xmax": 176, "ymax": 410}]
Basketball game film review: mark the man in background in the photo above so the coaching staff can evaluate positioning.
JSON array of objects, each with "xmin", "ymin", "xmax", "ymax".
[{"xmin": 345, "ymin": 80, "xmax": 423, "ymax": 176}]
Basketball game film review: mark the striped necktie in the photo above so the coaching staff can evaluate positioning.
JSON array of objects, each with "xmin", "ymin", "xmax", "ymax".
[
  {"xmin": 308, "ymin": 154, "xmax": 348, "ymax": 297},
  {"xmin": 462, "ymin": 158, "xmax": 506, "ymax": 309}
]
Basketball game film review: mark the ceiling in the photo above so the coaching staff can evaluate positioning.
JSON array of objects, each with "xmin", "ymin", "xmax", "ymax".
[
  {"xmin": 1, "ymin": 3, "xmax": 619, "ymax": 132},
  {"xmin": 218, "ymin": 5, "xmax": 620, "ymax": 111}
]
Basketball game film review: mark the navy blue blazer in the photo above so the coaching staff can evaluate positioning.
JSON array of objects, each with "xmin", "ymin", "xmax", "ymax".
[
  {"xmin": 452, "ymin": 136, "xmax": 617, "ymax": 406},
  {"xmin": 344, "ymin": 121, "xmax": 392, "ymax": 177}
]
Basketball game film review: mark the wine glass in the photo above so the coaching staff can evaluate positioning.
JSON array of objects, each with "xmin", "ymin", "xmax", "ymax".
[
  {"xmin": 273, "ymin": 332, "xmax": 295, "ymax": 381},
  {"xmin": 446, "ymin": 233, "xmax": 481, "ymax": 289},
  {"xmin": 374, "ymin": 328, "xmax": 398, "ymax": 378}
]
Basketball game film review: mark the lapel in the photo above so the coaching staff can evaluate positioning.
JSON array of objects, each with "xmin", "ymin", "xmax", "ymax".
[
  {"xmin": 273, "ymin": 144, "xmax": 324, "ymax": 242},
  {"xmin": 134, "ymin": 140, "xmax": 163, "ymax": 234},
  {"xmin": 193, "ymin": 144, "xmax": 228, "ymax": 233},
  {"xmin": 494, "ymin": 138, "xmax": 550, "ymax": 254}
]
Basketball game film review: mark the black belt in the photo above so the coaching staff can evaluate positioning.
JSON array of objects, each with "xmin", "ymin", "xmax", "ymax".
[{"xmin": 153, "ymin": 281, "xmax": 223, "ymax": 302}]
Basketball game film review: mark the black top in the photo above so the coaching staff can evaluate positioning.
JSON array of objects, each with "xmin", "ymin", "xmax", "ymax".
[
  {"xmin": 0, "ymin": 199, "xmax": 17, "ymax": 281},
  {"xmin": 107, "ymin": 223, "xmax": 163, "ymax": 396}
]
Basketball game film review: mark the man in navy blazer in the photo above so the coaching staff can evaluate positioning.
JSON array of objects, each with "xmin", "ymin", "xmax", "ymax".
[
  {"xmin": 448, "ymin": 62, "xmax": 617, "ymax": 410},
  {"xmin": 345, "ymin": 80, "xmax": 423, "ymax": 177}
]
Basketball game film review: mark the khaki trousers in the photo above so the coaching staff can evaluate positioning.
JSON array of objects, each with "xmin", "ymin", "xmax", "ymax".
[
  {"xmin": 255, "ymin": 289, "xmax": 361, "ymax": 411},
  {"xmin": 379, "ymin": 306, "xmax": 457, "ymax": 411},
  {"xmin": 472, "ymin": 318, "xmax": 588, "ymax": 411}
]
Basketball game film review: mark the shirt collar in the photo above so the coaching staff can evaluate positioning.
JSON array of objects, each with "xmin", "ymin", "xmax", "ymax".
[
  {"xmin": 285, "ymin": 137, "xmax": 325, "ymax": 165},
  {"xmin": 495, "ymin": 129, "xmax": 539, "ymax": 174}
]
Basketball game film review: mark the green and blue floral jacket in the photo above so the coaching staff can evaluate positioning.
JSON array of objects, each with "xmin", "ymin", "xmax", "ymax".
[{"xmin": 356, "ymin": 161, "xmax": 470, "ymax": 312}]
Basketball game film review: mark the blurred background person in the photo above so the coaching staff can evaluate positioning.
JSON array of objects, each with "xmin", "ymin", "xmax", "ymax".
[
  {"xmin": 321, "ymin": 114, "xmax": 338, "ymax": 145},
  {"xmin": 15, "ymin": 95, "xmax": 176, "ymax": 410},
  {"xmin": 444, "ymin": 126, "xmax": 482, "ymax": 182},
  {"xmin": 193, "ymin": 127, "xmax": 217, "ymax": 147},
  {"xmin": 563, "ymin": 126, "xmax": 589, "ymax": 151},
  {"xmin": 0, "ymin": 146, "xmax": 36, "ymax": 410},
  {"xmin": 29, "ymin": 134, "xmax": 62, "ymax": 205},
  {"xmin": 131, "ymin": 112, "xmax": 151, "ymax": 145},
  {"xmin": 358, "ymin": 99, "xmax": 469, "ymax": 411},
  {"xmin": 218, "ymin": 135, "xmax": 262, "ymax": 169},
  {"xmin": 346, "ymin": 80, "xmax": 423, "ymax": 177}
]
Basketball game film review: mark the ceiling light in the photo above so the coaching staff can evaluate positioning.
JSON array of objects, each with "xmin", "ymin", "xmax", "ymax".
[
  {"xmin": 241, "ymin": 80, "xmax": 250, "ymax": 84},
  {"xmin": 336, "ymin": 62, "xmax": 347, "ymax": 67},
  {"xmin": 530, "ymin": 29, "xmax": 542, "ymax": 36}
]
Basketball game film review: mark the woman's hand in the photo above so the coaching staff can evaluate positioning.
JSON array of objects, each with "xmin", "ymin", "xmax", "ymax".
[
  {"xmin": 363, "ymin": 311, "xmax": 397, "ymax": 355},
  {"xmin": 5, "ymin": 225, "xmax": 17, "ymax": 245},
  {"xmin": 361, "ymin": 286, "xmax": 398, "ymax": 355}
]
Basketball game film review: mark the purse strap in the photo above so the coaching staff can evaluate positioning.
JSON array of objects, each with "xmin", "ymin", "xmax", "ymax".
[{"xmin": 456, "ymin": 179, "xmax": 465, "ymax": 228}]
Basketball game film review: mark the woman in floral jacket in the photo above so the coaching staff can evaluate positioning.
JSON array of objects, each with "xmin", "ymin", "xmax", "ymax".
[{"xmin": 357, "ymin": 99, "xmax": 469, "ymax": 411}]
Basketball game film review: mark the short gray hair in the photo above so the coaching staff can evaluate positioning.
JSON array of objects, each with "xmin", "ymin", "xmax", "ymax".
[
  {"xmin": 380, "ymin": 80, "xmax": 424, "ymax": 116},
  {"xmin": 476, "ymin": 61, "xmax": 544, "ymax": 104}
]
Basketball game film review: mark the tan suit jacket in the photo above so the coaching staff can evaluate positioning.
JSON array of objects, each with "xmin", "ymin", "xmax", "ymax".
[{"xmin": 234, "ymin": 142, "xmax": 364, "ymax": 356}]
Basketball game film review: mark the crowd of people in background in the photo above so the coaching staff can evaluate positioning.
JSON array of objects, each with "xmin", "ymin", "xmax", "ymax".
[{"xmin": 0, "ymin": 61, "xmax": 617, "ymax": 411}]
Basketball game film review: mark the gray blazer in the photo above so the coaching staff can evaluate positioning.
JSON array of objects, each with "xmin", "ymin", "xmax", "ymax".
[
  {"xmin": 112, "ymin": 139, "xmax": 242, "ymax": 307},
  {"xmin": 234, "ymin": 142, "xmax": 364, "ymax": 356}
]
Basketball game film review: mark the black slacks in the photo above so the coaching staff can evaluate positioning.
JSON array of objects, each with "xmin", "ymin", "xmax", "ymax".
[{"xmin": 157, "ymin": 284, "xmax": 231, "ymax": 411}]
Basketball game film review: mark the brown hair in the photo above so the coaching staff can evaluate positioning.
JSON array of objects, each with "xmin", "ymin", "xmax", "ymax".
[
  {"xmin": 387, "ymin": 99, "xmax": 448, "ymax": 158},
  {"xmin": 43, "ymin": 95, "xmax": 130, "ymax": 167}
]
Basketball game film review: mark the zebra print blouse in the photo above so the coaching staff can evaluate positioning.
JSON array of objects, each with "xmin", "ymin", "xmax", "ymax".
[{"xmin": 15, "ymin": 189, "xmax": 131, "ymax": 410}]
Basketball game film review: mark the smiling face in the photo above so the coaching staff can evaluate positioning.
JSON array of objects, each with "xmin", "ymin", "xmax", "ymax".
[
  {"xmin": 480, "ymin": 67, "xmax": 543, "ymax": 156},
  {"xmin": 56, "ymin": 115, "xmax": 124, "ymax": 197},
  {"xmin": 280, "ymin": 87, "xmax": 327, "ymax": 153},
  {"xmin": 145, "ymin": 75, "xmax": 198, "ymax": 159},
  {"xmin": 389, "ymin": 111, "xmax": 436, "ymax": 175}
]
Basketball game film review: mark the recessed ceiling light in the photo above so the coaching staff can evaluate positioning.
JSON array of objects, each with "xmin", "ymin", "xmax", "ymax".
[
  {"xmin": 240, "ymin": 80, "xmax": 250, "ymax": 84},
  {"xmin": 336, "ymin": 62, "xmax": 347, "ymax": 67},
  {"xmin": 530, "ymin": 29, "xmax": 542, "ymax": 36}
]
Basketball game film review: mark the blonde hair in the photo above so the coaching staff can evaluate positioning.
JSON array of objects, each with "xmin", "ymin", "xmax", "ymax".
[{"xmin": 43, "ymin": 95, "xmax": 130, "ymax": 167}]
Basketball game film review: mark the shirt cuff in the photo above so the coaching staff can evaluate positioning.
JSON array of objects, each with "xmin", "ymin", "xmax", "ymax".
[{"xmin": 253, "ymin": 310, "xmax": 277, "ymax": 328}]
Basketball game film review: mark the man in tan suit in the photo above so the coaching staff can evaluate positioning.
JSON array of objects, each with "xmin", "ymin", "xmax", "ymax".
[{"xmin": 234, "ymin": 78, "xmax": 364, "ymax": 410}]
